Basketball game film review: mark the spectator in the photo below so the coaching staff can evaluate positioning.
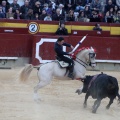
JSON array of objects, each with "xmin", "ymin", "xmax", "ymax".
[
  {"xmin": 66, "ymin": 9, "xmax": 75, "ymax": 21},
  {"xmin": 78, "ymin": 11, "xmax": 86, "ymax": 22},
  {"xmin": 33, "ymin": 1, "xmax": 42, "ymax": 15},
  {"xmin": 43, "ymin": 3, "xmax": 52, "ymax": 15},
  {"xmin": 84, "ymin": 5, "xmax": 91, "ymax": 18},
  {"xmin": 109, "ymin": 7, "xmax": 114, "ymax": 16},
  {"xmin": 113, "ymin": 5, "xmax": 119, "ymax": 16},
  {"xmin": 75, "ymin": 1, "xmax": 85, "ymax": 12},
  {"xmin": 90, "ymin": 10, "xmax": 101, "ymax": 22},
  {"xmin": 25, "ymin": 8, "xmax": 35, "ymax": 20},
  {"xmin": 29, "ymin": 0, "xmax": 37, "ymax": 8},
  {"xmin": 1, "ymin": 0, "xmax": 9, "ymax": 15},
  {"xmin": 20, "ymin": 0, "xmax": 31, "ymax": 19},
  {"xmin": 44, "ymin": 13, "xmax": 52, "ymax": 21},
  {"xmin": 65, "ymin": 0, "xmax": 76, "ymax": 13},
  {"xmin": 104, "ymin": 0, "xmax": 115, "ymax": 14},
  {"xmin": 93, "ymin": 23, "xmax": 102, "ymax": 31},
  {"xmin": 52, "ymin": 8, "xmax": 64, "ymax": 21},
  {"xmin": 14, "ymin": 8, "xmax": 21, "ymax": 19},
  {"xmin": 58, "ymin": 4, "xmax": 65, "ymax": 17},
  {"xmin": 6, "ymin": 7, "xmax": 14, "ymax": 19},
  {"xmin": 34, "ymin": 13, "xmax": 40, "ymax": 20},
  {"xmin": 10, "ymin": 0, "xmax": 20, "ymax": 13},
  {"xmin": 29, "ymin": 0, "xmax": 45, "ymax": 7},
  {"xmin": 113, "ymin": 10, "xmax": 120, "ymax": 23},
  {"xmin": 39, "ymin": 9, "xmax": 47, "ymax": 20},
  {"xmin": 116, "ymin": 0, "xmax": 120, "ymax": 7},
  {"xmin": 103, "ymin": 11, "xmax": 114, "ymax": 23},
  {"xmin": 90, "ymin": 0, "xmax": 102, "ymax": 13},
  {"xmin": 0, "ymin": 6, "xmax": 5, "ymax": 18},
  {"xmin": 100, "ymin": 0, "xmax": 107, "ymax": 13},
  {"xmin": 55, "ymin": 22, "xmax": 68, "ymax": 35},
  {"xmin": 93, "ymin": 23, "xmax": 102, "ymax": 32}
]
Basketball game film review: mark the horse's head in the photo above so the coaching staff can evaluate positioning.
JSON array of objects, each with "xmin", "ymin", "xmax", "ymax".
[
  {"xmin": 75, "ymin": 47, "xmax": 96, "ymax": 68},
  {"xmin": 86, "ymin": 47, "xmax": 96, "ymax": 68}
]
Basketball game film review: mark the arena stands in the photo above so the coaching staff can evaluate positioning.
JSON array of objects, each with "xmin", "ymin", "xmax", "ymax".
[{"xmin": 0, "ymin": 0, "xmax": 120, "ymax": 23}]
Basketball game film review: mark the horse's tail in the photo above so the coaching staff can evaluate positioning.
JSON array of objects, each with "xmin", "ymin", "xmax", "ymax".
[{"xmin": 19, "ymin": 64, "xmax": 34, "ymax": 82}]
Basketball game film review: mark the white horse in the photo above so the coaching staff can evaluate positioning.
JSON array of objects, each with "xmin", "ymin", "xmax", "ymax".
[{"xmin": 19, "ymin": 47, "xmax": 96, "ymax": 101}]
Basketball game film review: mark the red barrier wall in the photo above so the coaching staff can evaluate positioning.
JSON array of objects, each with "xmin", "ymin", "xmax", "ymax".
[
  {"xmin": 0, "ymin": 20, "xmax": 120, "ymax": 66},
  {"xmin": 32, "ymin": 35, "xmax": 120, "ymax": 65},
  {"xmin": 0, "ymin": 34, "xmax": 33, "ymax": 57}
]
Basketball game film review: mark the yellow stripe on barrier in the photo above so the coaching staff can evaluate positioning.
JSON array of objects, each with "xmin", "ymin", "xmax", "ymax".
[
  {"xmin": 0, "ymin": 22, "xmax": 119, "ymax": 35},
  {"xmin": 110, "ymin": 27, "xmax": 120, "ymax": 35},
  {"xmin": 101, "ymin": 26, "xmax": 110, "ymax": 31},
  {"xmin": 39, "ymin": 24, "xmax": 58, "ymax": 33},
  {"xmin": 71, "ymin": 25, "xmax": 93, "ymax": 30},
  {"xmin": 0, "ymin": 22, "xmax": 27, "ymax": 28}
]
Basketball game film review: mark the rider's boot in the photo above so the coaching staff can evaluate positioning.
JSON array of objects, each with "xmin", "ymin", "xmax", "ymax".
[{"xmin": 68, "ymin": 66, "xmax": 74, "ymax": 80}]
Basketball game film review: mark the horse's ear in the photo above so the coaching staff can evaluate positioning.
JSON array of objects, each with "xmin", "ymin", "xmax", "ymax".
[{"xmin": 90, "ymin": 46, "xmax": 94, "ymax": 51}]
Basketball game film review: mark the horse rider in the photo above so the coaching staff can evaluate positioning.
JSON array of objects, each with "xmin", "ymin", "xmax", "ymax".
[{"xmin": 54, "ymin": 37, "xmax": 74, "ymax": 79}]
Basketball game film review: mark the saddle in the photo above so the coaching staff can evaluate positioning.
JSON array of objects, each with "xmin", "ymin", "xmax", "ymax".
[{"xmin": 56, "ymin": 56, "xmax": 69, "ymax": 68}]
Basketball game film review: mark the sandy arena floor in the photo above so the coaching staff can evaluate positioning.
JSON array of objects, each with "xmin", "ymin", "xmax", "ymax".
[{"xmin": 0, "ymin": 68, "xmax": 120, "ymax": 120}]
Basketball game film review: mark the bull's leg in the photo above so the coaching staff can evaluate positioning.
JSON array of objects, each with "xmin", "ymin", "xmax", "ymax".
[
  {"xmin": 92, "ymin": 99, "xmax": 101, "ymax": 113},
  {"xmin": 83, "ymin": 92, "xmax": 90, "ymax": 108},
  {"xmin": 106, "ymin": 97, "xmax": 114, "ymax": 109}
]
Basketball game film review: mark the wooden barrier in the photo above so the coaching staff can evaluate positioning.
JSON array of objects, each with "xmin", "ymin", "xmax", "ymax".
[
  {"xmin": 31, "ymin": 35, "xmax": 120, "ymax": 65},
  {"xmin": 0, "ymin": 20, "xmax": 120, "ymax": 66}
]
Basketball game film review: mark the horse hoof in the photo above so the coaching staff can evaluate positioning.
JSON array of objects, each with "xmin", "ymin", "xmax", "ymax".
[{"xmin": 33, "ymin": 94, "xmax": 41, "ymax": 102}]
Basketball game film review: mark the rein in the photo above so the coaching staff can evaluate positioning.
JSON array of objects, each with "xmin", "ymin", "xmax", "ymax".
[{"xmin": 74, "ymin": 57, "xmax": 88, "ymax": 68}]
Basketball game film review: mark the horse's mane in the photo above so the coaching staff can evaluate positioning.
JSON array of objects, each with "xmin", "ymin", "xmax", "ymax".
[
  {"xmin": 74, "ymin": 47, "xmax": 89, "ymax": 56},
  {"xmin": 71, "ymin": 47, "xmax": 89, "ymax": 59}
]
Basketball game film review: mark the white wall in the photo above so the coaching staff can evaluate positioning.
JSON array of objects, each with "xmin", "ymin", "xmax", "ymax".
[{"xmin": 8, "ymin": 0, "xmax": 24, "ymax": 6}]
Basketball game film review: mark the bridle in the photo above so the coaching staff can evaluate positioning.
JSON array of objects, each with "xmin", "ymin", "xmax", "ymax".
[
  {"xmin": 88, "ymin": 52, "xmax": 96, "ymax": 67},
  {"xmin": 74, "ymin": 57, "xmax": 88, "ymax": 68},
  {"xmin": 74, "ymin": 52, "xmax": 96, "ymax": 68}
]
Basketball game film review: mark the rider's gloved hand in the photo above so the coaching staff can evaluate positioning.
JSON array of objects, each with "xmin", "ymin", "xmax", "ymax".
[{"xmin": 68, "ymin": 53, "xmax": 76, "ymax": 59}]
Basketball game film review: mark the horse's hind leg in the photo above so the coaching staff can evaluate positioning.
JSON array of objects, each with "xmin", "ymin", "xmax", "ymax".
[{"xmin": 34, "ymin": 80, "xmax": 50, "ymax": 101}]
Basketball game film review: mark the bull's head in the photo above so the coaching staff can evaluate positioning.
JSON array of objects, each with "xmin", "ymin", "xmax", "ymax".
[{"xmin": 81, "ymin": 75, "xmax": 93, "ymax": 93}]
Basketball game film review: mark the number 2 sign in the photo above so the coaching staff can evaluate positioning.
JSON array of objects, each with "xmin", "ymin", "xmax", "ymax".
[{"xmin": 28, "ymin": 22, "xmax": 39, "ymax": 34}]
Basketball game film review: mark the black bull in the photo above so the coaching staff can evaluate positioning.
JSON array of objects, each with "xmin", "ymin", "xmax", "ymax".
[{"xmin": 77, "ymin": 73, "xmax": 120, "ymax": 113}]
